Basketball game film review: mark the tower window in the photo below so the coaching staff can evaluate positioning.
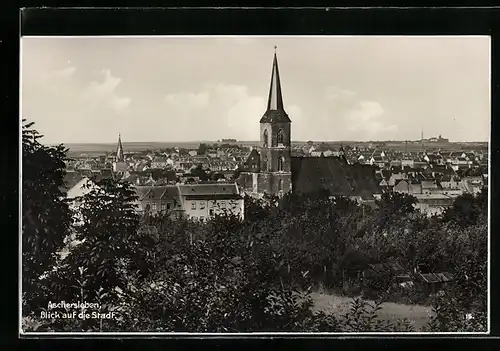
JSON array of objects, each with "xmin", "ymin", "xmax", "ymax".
[
  {"xmin": 278, "ymin": 179, "xmax": 283, "ymax": 191},
  {"xmin": 278, "ymin": 156, "xmax": 285, "ymax": 172},
  {"xmin": 263, "ymin": 129, "xmax": 269, "ymax": 148},
  {"xmin": 277, "ymin": 129, "xmax": 284, "ymax": 145}
]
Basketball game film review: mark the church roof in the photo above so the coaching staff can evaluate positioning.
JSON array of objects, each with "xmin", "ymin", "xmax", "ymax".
[
  {"xmin": 260, "ymin": 51, "xmax": 291, "ymax": 124},
  {"xmin": 291, "ymin": 156, "xmax": 382, "ymax": 199}
]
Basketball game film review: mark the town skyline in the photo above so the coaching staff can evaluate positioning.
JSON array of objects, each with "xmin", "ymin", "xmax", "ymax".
[{"xmin": 21, "ymin": 36, "xmax": 490, "ymax": 144}]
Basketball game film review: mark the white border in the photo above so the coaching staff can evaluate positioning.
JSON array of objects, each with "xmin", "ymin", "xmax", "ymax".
[
  {"xmin": 487, "ymin": 34, "xmax": 491, "ymax": 335},
  {"xmin": 19, "ymin": 28, "xmax": 24, "ymax": 337},
  {"xmin": 18, "ymin": 34, "xmax": 491, "ymax": 336},
  {"xmin": 21, "ymin": 35, "xmax": 491, "ymax": 39}
]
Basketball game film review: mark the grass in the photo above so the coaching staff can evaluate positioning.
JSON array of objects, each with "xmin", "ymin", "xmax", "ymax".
[{"xmin": 309, "ymin": 291, "xmax": 434, "ymax": 331}]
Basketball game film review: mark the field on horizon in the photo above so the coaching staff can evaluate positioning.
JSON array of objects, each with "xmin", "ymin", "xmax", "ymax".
[{"xmin": 62, "ymin": 140, "xmax": 487, "ymax": 157}]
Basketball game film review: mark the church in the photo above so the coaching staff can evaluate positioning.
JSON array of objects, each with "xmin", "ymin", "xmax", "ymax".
[{"xmin": 236, "ymin": 50, "xmax": 381, "ymax": 201}]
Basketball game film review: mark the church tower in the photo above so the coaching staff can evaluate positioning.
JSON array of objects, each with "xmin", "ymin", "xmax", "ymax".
[
  {"xmin": 258, "ymin": 48, "xmax": 292, "ymax": 195},
  {"xmin": 116, "ymin": 133, "xmax": 124, "ymax": 162},
  {"xmin": 113, "ymin": 133, "xmax": 128, "ymax": 172}
]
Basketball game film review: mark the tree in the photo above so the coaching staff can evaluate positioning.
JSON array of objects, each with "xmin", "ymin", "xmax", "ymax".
[
  {"xmin": 374, "ymin": 192, "xmax": 417, "ymax": 231},
  {"xmin": 22, "ymin": 119, "xmax": 72, "ymax": 313},
  {"xmin": 442, "ymin": 193, "xmax": 482, "ymax": 228},
  {"xmin": 376, "ymin": 191, "xmax": 417, "ymax": 217},
  {"xmin": 41, "ymin": 178, "xmax": 142, "ymax": 331},
  {"xmin": 190, "ymin": 164, "xmax": 210, "ymax": 181}
]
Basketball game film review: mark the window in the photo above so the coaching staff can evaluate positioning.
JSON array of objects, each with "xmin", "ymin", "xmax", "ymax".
[
  {"xmin": 191, "ymin": 201, "xmax": 196, "ymax": 210},
  {"xmin": 220, "ymin": 201, "xmax": 226, "ymax": 208},
  {"xmin": 167, "ymin": 202, "xmax": 172, "ymax": 210},
  {"xmin": 277, "ymin": 156, "xmax": 285, "ymax": 172},
  {"xmin": 200, "ymin": 201, "xmax": 205, "ymax": 209},
  {"xmin": 209, "ymin": 209, "xmax": 214, "ymax": 216},
  {"xmin": 262, "ymin": 157, "xmax": 268, "ymax": 171},
  {"xmin": 263, "ymin": 129, "xmax": 269, "ymax": 148},
  {"xmin": 232, "ymin": 201, "xmax": 237, "ymax": 209},
  {"xmin": 200, "ymin": 216, "xmax": 205, "ymax": 221},
  {"xmin": 278, "ymin": 179, "xmax": 283, "ymax": 191},
  {"xmin": 277, "ymin": 129, "xmax": 284, "ymax": 145},
  {"xmin": 161, "ymin": 203, "xmax": 166, "ymax": 211}
]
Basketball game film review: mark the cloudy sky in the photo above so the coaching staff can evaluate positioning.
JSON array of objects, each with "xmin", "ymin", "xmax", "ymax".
[{"xmin": 21, "ymin": 36, "xmax": 490, "ymax": 144}]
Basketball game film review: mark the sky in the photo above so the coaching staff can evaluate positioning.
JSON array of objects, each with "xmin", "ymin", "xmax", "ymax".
[{"xmin": 21, "ymin": 36, "xmax": 490, "ymax": 144}]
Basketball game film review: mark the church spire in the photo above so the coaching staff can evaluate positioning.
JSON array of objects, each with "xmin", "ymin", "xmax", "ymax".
[
  {"xmin": 267, "ymin": 46, "xmax": 284, "ymax": 111},
  {"xmin": 260, "ymin": 47, "xmax": 291, "ymax": 123},
  {"xmin": 116, "ymin": 133, "xmax": 124, "ymax": 162}
]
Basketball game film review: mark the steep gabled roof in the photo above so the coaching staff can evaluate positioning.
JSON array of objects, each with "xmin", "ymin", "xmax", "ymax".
[
  {"xmin": 134, "ymin": 185, "xmax": 182, "ymax": 204},
  {"xmin": 291, "ymin": 156, "xmax": 381, "ymax": 199},
  {"xmin": 178, "ymin": 183, "xmax": 241, "ymax": 200}
]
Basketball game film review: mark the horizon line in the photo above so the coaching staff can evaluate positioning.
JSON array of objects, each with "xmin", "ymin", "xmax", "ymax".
[{"xmin": 50, "ymin": 139, "xmax": 489, "ymax": 146}]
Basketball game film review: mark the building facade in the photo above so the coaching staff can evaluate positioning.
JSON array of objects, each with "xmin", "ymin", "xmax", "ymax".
[
  {"xmin": 178, "ymin": 183, "xmax": 244, "ymax": 221},
  {"xmin": 134, "ymin": 183, "xmax": 244, "ymax": 221}
]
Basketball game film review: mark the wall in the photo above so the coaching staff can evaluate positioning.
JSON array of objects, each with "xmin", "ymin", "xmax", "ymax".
[
  {"xmin": 137, "ymin": 199, "xmax": 178, "ymax": 214},
  {"xmin": 182, "ymin": 198, "xmax": 244, "ymax": 221},
  {"xmin": 257, "ymin": 172, "xmax": 292, "ymax": 195}
]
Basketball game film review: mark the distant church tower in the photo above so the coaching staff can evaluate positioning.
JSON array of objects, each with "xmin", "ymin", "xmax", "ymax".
[{"xmin": 113, "ymin": 133, "xmax": 128, "ymax": 172}]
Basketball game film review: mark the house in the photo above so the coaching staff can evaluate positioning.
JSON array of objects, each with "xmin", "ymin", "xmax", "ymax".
[
  {"xmin": 387, "ymin": 173, "xmax": 407, "ymax": 187},
  {"xmin": 424, "ymin": 153, "xmax": 444, "ymax": 165},
  {"xmin": 413, "ymin": 161, "xmax": 429, "ymax": 170},
  {"xmin": 416, "ymin": 272, "xmax": 454, "ymax": 295},
  {"xmin": 393, "ymin": 179, "xmax": 422, "ymax": 194},
  {"xmin": 67, "ymin": 177, "xmax": 96, "ymax": 201},
  {"xmin": 413, "ymin": 193, "xmax": 455, "ymax": 216},
  {"xmin": 421, "ymin": 180, "xmax": 441, "ymax": 195},
  {"xmin": 188, "ymin": 150, "xmax": 198, "ymax": 157},
  {"xmin": 390, "ymin": 159, "xmax": 402, "ymax": 168},
  {"xmin": 461, "ymin": 176, "xmax": 484, "ymax": 195},
  {"xmin": 207, "ymin": 149, "xmax": 218, "ymax": 158},
  {"xmin": 178, "ymin": 183, "xmax": 244, "ymax": 221},
  {"xmin": 151, "ymin": 156, "xmax": 174, "ymax": 169},
  {"xmin": 242, "ymin": 149, "xmax": 261, "ymax": 172},
  {"xmin": 369, "ymin": 155, "xmax": 387, "ymax": 168},
  {"xmin": 134, "ymin": 185, "xmax": 184, "ymax": 216}
]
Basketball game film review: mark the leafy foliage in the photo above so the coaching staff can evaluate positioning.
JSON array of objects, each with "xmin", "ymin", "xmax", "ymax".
[
  {"xmin": 22, "ymin": 122, "xmax": 487, "ymax": 333},
  {"xmin": 22, "ymin": 119, "xmax": 72, "ymax": 313}
]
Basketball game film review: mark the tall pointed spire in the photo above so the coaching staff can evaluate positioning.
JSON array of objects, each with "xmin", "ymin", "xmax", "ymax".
[
  {"xmin": 267, "ymin": 46, "xmax": 284, "ymax": 111},
  {"xmin": 260, "ymin": 47, "xmax": 291, "ymax": 123},
  {"xmin": 116, "ymin": 133, "xmax": 124, "ymax": 162}
]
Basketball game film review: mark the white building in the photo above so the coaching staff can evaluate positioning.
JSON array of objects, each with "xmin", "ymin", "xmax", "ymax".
[
  {"xmin": 134, "ymin": 182, "xmax": 245, "ymax": 221},
  {"xmin": 178, "ymin": 183, "xmax": 244, "ymax": 221}
]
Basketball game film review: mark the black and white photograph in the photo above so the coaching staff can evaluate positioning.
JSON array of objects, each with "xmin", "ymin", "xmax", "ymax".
[{"xmin": 20, "ymin": 35, "xmax": 489, "ymax": 334}]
